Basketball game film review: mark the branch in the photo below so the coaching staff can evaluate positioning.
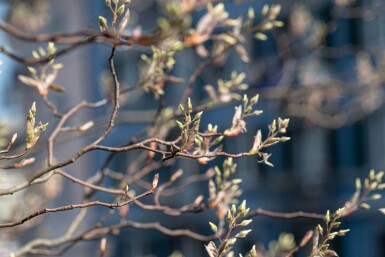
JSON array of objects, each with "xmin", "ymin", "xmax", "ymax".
[
  {"xmin": 0, "ymin": 21, "xmax": 158, "ymax": 65},
  {"xmin": 91, "ymin": 46, "xmax": 119, "ymax": 145},
  {"xmin": 0, "ymin": 183, "xmax": 156, "ymax": 228},
  {"xmin": 245, "ymin": 209, "xmax": 325, "ymax": 220}
]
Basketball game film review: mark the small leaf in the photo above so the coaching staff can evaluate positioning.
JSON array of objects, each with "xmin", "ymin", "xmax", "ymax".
[
  {"xmin": 18, "ymin": 75, "xmax": 38, "ymax": 87},
  {"xmin": 48, "ymin": 84, "xmax": 66, "ymax": 92}
]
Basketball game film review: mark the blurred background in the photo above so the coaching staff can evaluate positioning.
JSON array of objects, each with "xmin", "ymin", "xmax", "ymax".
[{"xmin": 1, "ymin": 0, "xmax": 385, "ymax": 257}]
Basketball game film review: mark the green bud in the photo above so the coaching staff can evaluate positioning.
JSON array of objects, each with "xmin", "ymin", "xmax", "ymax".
[
  {"xmin": 231, "ymin": 204, "xmax": 236, "ymax": 215},
  {"xmin": 176, "ymin": 120, "xmax": 184, "ymax": 130},
  {"xmin": 209, "ymin": 222, "xmax": 217, "ymax": 233},
  {"xmin": 117, "ymin": 5, "xmax": 125, "ymax": 16},
  {"xmin": 227, "ymin": 209, "xmax": 232, "ymax": 222},
  {"xmin": 32, "ymin": 50, "xmax": 39, "ymax": 59},
  {"xmin": 47, "ymin": 42, "xmax": 56, "ymax": 55},
  {"xmin": 27, "ymin": 67, "xmax": 37, "ymax": 75},
  {"xmin": 254, "ymin": 33, "xmax": 267, "ymax": 41},
  {"xmin": 355, "ymin": 178, "xmax": 361, "ymax": 191},
  {"xmin": 98, "ymin": 16, "xmax": 108, "ymax": 32},
  {"xmin": 371, "ymin": 194, "xmax": 382, "ymax": 200},
  {"xmin": 52, "ymin": 63, "xmax": 64, "ymax": 70},
  {"xmin": 238, "ymin": 200, "xmax": 246, "ymax": 212},
  {"xmin": 261, "ymin": 4, "xmax": 269, "ymax": 16},
  {"xmin": 232, "ymin": 179, "xmax": 242, "ymax": 184},
  {"xmin": 337, "ymin": 229, "xmax": 350, "ymax": 236},
  {"xmin": 250, "ymin": 94, "xmax": 259, "ymax": 105},
  {"xmin": 226, "ymin": 238, "xmax": 237, "ymax": 246},
  {"xmin": 325, "ymin": 210, "xmax": 330, "ymax": 223},
  {"xmin": 194, "ymin": 111, "xmax": 203, "ymax": 120},
  {"xmin": 179, "ymin": 104, "xmax": 185, "ymax": 113},
  {"xmin": 239, "ymin": 219, "xmax": 252, "ymax": 226},
  {"xmin": 235, "ymin": 229, "xmax": 252, "ymax": 238},
  {"xmin": 31, "ymin": 102, "xmax": 36, "ymax": 114},
  {"xmin": 248, "ymin": 8, "xmax": 255, "ymax": 20},
  {"xmin": 187, "ymin": 97, "xmax": 192, "ymax": 111},
  {"xmin": 317, "ymin": 224, "xmax": 323, "ymax": 234}
]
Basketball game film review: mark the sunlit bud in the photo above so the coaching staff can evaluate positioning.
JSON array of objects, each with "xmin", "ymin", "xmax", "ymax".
[
  {"xmin": 239, "ymin": 219, "xmax": 252, "ymax": 226},
  {"xmin": 317, "ymin": 224, "xmax": 323, "ymax": 234},
  {"xmin": 11, "ymin": 133, "xmax": 18, "ymax": 144},
  {"xmin": 337, "ymin": 229, "xmax": 350, "ymax": 236},
  {"xmin": 227, "ymin": 238, "xmax": 237, "ymax": 246},
  {"xmin": 32, "ymin": 50, "xmax": 39, "ymax": 59},
  {"xmin": 261, "ymin": 4, "xmax": 269, "ymax": 16},
  {"xmin": 187, "ymin": 97, "xmax": 193, "ymax": 111},
  {"xmin": 371, "ymin": 194, "xmax": 382, "ymax": 200},
  {"xmin": 79, "ymin": 121, "xmax": 94, "ymax": 131},
  {"xmin": 27, "ymin": 67, "xmax": 37, "ymax": 75},
  {"xmin": 100, "ymin": 238, "xmax": 107, "ymax": 255},
  {"xmin": 98, "ymin": 16, "xmax": 108, "ymax": 32},
  {"xmin": 117, "ymin": 5, "xmax": 125, "ymax": 16},
  {"xmin": 248, "ymin": 8, "xmax": 255, "ymax": 20},
  {"xmin": 209, "ymin": 222, "xmax": 217, "ymax": 233},
  {"xmin": 152, "ymin": 173, "xmax": 159, "ymax": 189},
  {"xmin": 355, "ymin": 178, "xmax": 361, "ymax": 191},
  {"xmin": 325, "ymin": 210, "xmax": 330, "ymax": 223},
  {"xmin": 235, "ymin": 229, "xmax": 252, "ymax": 238},
  {"xmin": 231, "ymin": 204, "xmax": 236, "ymax": 215}
]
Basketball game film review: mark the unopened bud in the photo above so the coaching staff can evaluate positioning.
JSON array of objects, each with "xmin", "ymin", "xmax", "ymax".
[
  {"xmin": 117, "ymin": 5, "xmax": 125, "ymax": 16},
  {"xmin": 355, "ymin": 178, "xmax": 361, "ymax": 191},
  {"xmin": 235, "ymin": 229, "xmax": 252, "ymax": 238},
  {"xmin": 152, "ymin": 173, "xmax": 159, "ymax": 189},
  {"xmin": 239, "ymin": 219, "xmax": 252, "ymax": 226},
  {"xmin": 100, "ymin": 238, "xmax": 107, "ymax": 255},
  {"xmin": 11, "ymin": 133, "xmax": 17, "ymax": 144},
  {"xmin": 79, "ymin": 121, "xmax": 94, "ymax": 131},
  {"xmin": 98, "ymin": 16, "xmax": 108, "ymax": 32}
]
